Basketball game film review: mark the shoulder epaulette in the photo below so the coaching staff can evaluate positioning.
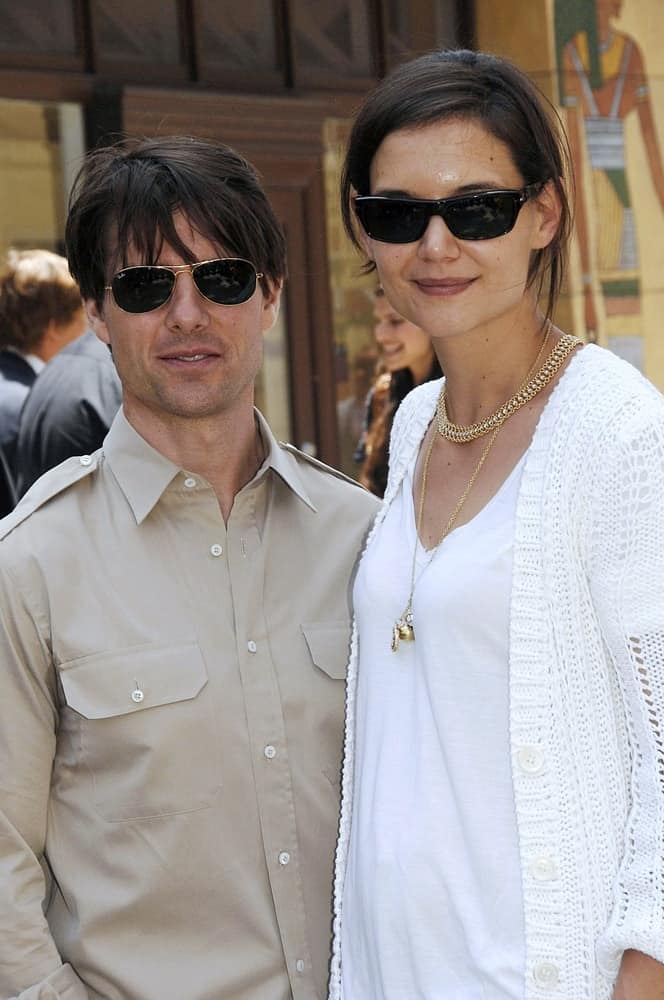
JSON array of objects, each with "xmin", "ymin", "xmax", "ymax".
[
  {"xmin": 278, "ymin": 442, "xmax": 366, "ymax": 489},
  {"xmin": 0, "ymin": 452, "xmax": 101, "ymax": 540}
]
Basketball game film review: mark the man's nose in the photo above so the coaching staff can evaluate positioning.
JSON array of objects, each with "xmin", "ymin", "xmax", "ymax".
[{"xmin": 165, "ymin": 271, "xmax": 209, "ymax": 327}]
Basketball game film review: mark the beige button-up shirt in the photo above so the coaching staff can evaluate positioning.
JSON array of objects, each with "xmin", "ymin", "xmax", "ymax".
[{"xmin": 0, "ymin": 411, "xmax": 378, "ymax": 1000}]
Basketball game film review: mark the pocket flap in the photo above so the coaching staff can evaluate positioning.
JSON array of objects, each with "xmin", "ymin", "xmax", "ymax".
[
  {"xmin": 60, "ymin": 641, "xmax": 207, "ymax": 719},
  {"xmin": 301, "ymin": 621, "xmax": 351, "ymax": 680}
]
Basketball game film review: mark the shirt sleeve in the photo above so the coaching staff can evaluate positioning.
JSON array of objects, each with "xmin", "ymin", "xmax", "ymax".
[
  {"xmin": 7, "ymin": 964, "xmax": 89, "ymax": 998},
  {"xmin": 0, "ymin": 545, "xmax": 84, "ymax": 995},
  {"xmin": 588, "ymin": 402, "xmax": 664, "ymax": 973}
]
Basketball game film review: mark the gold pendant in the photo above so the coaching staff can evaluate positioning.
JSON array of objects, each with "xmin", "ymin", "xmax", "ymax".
[{"xmin": 391, "ymin": 611, "xmax": 415, "ymax": 652}]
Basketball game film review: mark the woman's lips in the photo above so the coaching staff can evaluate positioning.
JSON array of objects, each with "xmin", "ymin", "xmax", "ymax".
[{"xmin": 414, "ymin": 277, "xmax": 477, "ymax": 296}]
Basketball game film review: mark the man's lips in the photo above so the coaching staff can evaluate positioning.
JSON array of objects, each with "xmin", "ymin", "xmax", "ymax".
[{"xmin": 158, "ymin": 347, "xmax": 221, "ymax": 362}]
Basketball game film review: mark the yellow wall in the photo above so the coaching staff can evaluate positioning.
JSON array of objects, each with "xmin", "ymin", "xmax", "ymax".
[{"xmin": 476, "ymin": 0, "xmax": 664, "ymax": 390}]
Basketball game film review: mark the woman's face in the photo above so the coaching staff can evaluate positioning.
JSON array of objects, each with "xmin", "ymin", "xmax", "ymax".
[
  {"xmin": 361, "ymin": 118, "xmax": 559, "ymax": 345},
  {"xmin": 372, "ymin": 293, "xmax": 433, "ymax": 376}
]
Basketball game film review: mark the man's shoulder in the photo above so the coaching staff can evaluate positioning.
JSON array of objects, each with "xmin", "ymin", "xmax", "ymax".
[
  {"xmin": 0, "ymin": 451, "xmax": 102, "ymax": 541},
  {"xmin": 278, "ymin": 442, "xmax": 379, "ymax": 510}
]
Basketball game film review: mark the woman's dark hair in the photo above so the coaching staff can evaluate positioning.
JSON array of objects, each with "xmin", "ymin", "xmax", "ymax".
[
  {"xmin": 65, "ymin": 135, "xmax": 287, "ymax": 309},
  {"xmin": 360, "ymin": 356, "xmax": 443, "ymax": 498},
  {"xmin": 341, "ymin": 48, "xmax": 573, "ymax": 324}
]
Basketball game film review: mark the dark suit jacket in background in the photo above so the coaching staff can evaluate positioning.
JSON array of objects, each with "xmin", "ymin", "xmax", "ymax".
[
  {"xmin": 0, "ymin": 350, "xmax": 37, "ymax": 449},
  {"xmin": 15, "ymin": 331, "xmax": 122, "ymax": 497}
]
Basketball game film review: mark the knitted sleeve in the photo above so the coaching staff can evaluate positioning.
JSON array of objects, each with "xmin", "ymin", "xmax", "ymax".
[{"xmin": 589, "ymin": 397, "xmax": 664, "ymax": 974}]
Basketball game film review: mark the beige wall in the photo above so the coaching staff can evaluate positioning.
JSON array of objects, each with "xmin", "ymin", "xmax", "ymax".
[{"xmin": 476, "ymin": 0, "xmax": 664, "ymax": 390}]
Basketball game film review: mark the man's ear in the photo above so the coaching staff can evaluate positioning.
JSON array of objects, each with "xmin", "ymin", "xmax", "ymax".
[
  {"xmin": 260, "ymin": 278, "xmax": 283, "ymax": 334},
  {"xmin": 85, "ymin": 298, "xmax": 110, "ymax": 345}
]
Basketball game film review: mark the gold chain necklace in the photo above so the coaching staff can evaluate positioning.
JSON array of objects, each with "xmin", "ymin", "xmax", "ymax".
[
  {"xmin": 391, "ymin": 326, "xmax": 577, "ymax": 652},
  {"xmin": 437, "ymin": 332, "xmax": 581, "ymax": 443},
  {"xmin": 391, "ymin": 422, "xmax": 501, "ymax": 651}
]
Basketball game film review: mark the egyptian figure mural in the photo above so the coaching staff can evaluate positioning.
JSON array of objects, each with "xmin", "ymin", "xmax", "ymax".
[{"xmin": 555, "ymin": 0, "xmax": 664, "ymax": 360}]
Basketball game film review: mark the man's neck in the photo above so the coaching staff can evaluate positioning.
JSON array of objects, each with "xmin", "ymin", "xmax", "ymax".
[{"xmin": 123, "ymin": 402, "xmax": 265, "ymax": 522}]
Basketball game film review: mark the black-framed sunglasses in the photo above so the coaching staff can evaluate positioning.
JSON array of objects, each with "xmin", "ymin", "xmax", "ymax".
[
  {"xmin": 353, "ymin": 184, "xmax": 542, "ymax": 244},
  {"xmin": 105, "ymin": 258, "xmax": 264, "ymax": 314}
]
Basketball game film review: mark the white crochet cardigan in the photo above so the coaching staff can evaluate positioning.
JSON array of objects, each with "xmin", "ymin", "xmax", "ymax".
[{"xmin": 330, "ymin": 345, "xmax": 664, "ymax": 1000}]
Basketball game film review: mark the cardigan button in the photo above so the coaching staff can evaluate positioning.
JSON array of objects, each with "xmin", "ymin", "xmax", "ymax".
[
  {"xmin": 517, "ymin": 746, "xmax": 544, "ymax": 774},
  {"xmin": 533, "ymin": 961, "xmax": 560, "ymax": 988},
  {"xmin": 530, "ymin": 854, "xmax": 557, "ymax": 881}
]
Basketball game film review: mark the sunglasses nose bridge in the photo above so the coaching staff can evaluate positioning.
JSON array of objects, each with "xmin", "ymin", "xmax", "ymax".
[
  {"xmin": 169, "ymin": 264, "xmax": 200, "ymax": 296},
  {"xmin": 164, "ymin": 264, "xmax": 210, "ymax": 317},
  {"xmin": 417, "ymin": 205, "xmax": 460, "ymax": 254}
]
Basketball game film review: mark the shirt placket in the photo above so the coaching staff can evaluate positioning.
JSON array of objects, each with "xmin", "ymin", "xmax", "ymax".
[{"xmin": 227, "ymin": 484, "xmax": 315, "ymax": 999}]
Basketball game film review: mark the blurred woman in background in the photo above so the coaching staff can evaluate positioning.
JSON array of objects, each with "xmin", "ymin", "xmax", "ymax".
[{"xmin": 358, "ymin": 286, "xmax": 441, "ymax": 496}]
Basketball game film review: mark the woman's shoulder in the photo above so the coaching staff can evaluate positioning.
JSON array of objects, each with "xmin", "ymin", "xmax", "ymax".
[
  {"xmin": 556, "ymin": 345, "xmax": 664, "ymax": 464},
  {"xmin": 572, "ymin": 344, "xmax": 664, "ymax": 416}
]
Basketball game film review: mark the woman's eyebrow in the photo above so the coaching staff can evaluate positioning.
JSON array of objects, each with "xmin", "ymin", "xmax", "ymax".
[{"xmin": 370, "ymin": 181, "xmax": 513, "ymax": 199}]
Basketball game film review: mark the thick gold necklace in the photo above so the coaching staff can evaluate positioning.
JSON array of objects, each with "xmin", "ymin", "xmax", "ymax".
[
  {"xmin": 392, "ymin": 327, "xmax": 580, "ymax": 652},
  {"xmin": 437, "ymin": 332, "xmax": 581, "ymax": 443}
]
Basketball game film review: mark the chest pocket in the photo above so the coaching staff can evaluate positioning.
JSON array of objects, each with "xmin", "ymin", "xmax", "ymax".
[
  {"xmin": 301, "ymin": 621, "xmax": 351, "ymax": 680},
  {"xmin": 59, "ymin": 641, "xmax": 220, "ymax": 821}
]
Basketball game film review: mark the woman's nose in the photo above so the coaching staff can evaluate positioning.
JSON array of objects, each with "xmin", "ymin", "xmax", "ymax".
[{"xmin": 416, "ymin": 215, "xmax": 461, "ymax": 260}]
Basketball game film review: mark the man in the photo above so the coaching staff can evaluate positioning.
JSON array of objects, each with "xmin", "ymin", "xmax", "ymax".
[
  {"xmin": 0, "ymin": 249, "xmax": 87, "ymax": 453},
  {"xmin": 14, "ymin": 329, "xmax": 122, "ymax": 497},
  {"xmin": 0, "ymin": 136, "xmax": 378, "ymax": 1000},
  {"xmin": 0, "ymin": 249, "xmax": 87, "ymax": 516}
]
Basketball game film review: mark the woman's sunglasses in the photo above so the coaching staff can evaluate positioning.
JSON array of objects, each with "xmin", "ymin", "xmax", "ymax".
[
  {"xmin": 353, "ymin": 185, "xmax": 541, "ymax": 244},
  {"xmin": 105, "ymin": 258, "xmax": 264, "ymax": 314}
]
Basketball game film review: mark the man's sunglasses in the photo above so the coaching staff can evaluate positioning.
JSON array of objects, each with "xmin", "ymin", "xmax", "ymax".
[
  {"xmin": 353, "ymin": 185, "xmax": 542, "ymax": 244},
  {"xmin": 105, "ymin": 258, "xmax": 264, "ymax": 314}
]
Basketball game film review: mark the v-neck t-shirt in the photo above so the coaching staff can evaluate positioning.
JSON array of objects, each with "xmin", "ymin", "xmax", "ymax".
[{"xmin": 341, "ymin": 451, "xmax": 528, "ymax": 1000}]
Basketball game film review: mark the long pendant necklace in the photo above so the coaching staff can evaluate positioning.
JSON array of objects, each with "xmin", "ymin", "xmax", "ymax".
[
  {"xmin": 391, "ymin": 421, "xmax": 501, "ymax": 651},
  {"xmin": 392, "ymin": 326, "xmax": 581, "ymax": 652}
]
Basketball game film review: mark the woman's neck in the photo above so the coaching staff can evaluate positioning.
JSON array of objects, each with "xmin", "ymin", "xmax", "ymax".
[{"xmin": 432, "ymin": 314, "xmax": 551, "ymax": 427}]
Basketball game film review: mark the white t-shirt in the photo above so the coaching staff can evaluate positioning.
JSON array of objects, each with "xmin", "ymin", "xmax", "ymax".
[{"xmin": 341, "ymin": 453, "xmax": 527, "ymax": 1000}]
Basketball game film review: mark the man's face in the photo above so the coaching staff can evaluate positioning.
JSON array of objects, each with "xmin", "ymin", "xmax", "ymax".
[{"xmin": 86, "ymin": 211, "xmax": 281, "ymax": 434}]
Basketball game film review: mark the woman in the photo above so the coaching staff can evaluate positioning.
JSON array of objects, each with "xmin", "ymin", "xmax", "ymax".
[
  {"xmin": 359, "ymin": 286, "xmax": 442, "ymax": 496},
  {"xmin": 330, "ymin": 49, "xmax": 664, "ymax": 1000}
]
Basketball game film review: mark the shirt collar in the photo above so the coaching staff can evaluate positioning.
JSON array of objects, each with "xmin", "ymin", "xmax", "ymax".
[
  {"xmin": 6, "ymin": 347, "xmax": 45, "ymax": 374},
  {"xmin": 103, "ymin": 408, "xmax": 315, "ymax": 525}
]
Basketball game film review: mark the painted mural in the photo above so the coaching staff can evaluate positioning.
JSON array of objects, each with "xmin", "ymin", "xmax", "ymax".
[{"xmin": 555, "ymin": 0, "xmax": 664, "ymax": 366}]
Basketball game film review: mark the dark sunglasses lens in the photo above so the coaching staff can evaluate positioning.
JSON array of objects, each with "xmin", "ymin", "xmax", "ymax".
[
  {"xmin": 194, "ymin": 259, "xmax": 257, "ymax": 305},
  {"xmin": 445, "ymin": 193, "xmax": 519, "ymax": 240},
  {"xmin": 355, "ymin": 199, "xmax": 429, "ymax": 243},
  {"xmin": 112, "ymin": 268, "xmax": 175, "ymax": 313}
]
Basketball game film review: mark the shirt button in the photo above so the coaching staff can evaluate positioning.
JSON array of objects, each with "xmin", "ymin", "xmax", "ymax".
[
  {"xmin": 264, "ymin": 745, "xmax": 276, "ymax": 759},
  {"xmin": 278, "ymin": 851, "xmax": 290, "ymax": 866},
  {"xmin": 533, "ymin": 961, "xmax": 560, "ymax": 988},
  {"xmin": 209, "ymin": 543, "xmax": 223, "ymax": 557},
  {"xmin": 517, "ymin": 746, "xmax": 544, "ymax": 774},
  {"xmin": 529, "ymin": 855, "xmax": 557, "ymax": 881},
  {"xmin": 131, "ymin": 688, "xmax": 144, "ymax": 703},
  {"xmin": 295, "ymin": 959, "xmax": 305, "ymax": 974},
  {"xmin": 183, "ymin": 476, "xmax": 196, "ymax": 488},
  {"xmin": 247, "ymin": 640, "xmax": 257, "ymax": 653},
  {"xmin": 79, "ymin": 455, "xmax": 92, "ymax": 466}
]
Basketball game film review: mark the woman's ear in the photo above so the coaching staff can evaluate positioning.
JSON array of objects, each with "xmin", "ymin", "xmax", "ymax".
[
  {"xmin": 351, "ymin": 187, "xmax": 374, "ymax": 261},
  {"xmin": 531, "ymin": 180, "xmax": 563, "ymax": 250}
]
